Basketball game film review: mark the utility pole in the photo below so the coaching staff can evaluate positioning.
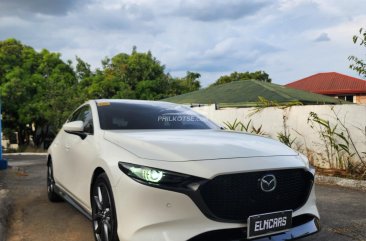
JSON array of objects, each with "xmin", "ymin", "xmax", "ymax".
[{"xmin": 0, "ymin": 100, "xmax": 7, "ymax": 170}]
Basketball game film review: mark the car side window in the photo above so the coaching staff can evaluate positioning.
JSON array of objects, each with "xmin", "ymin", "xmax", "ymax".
[
  {"xmin": 69, "ymin": 108, "xmax": 82, "ymax": 122},
  {"xmin": 68, "ymin": 105, "xmax": 94, "ymax": 135},
  {"xmin": 82, "ymin": 107, "xmax": 94, "ymax": 135}
]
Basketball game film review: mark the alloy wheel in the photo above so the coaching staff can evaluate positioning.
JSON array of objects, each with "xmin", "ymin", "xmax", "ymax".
[
  {"xmin": 92, "ymin": 182, "xmax": 115, "ymax": 241},
  {"xmin": 47, "ymin": 161, "xmax": 62, "ymax": 202},
  {"xmin": 47, "ymin": 164, "xmax": 55, "ymax": 193}
]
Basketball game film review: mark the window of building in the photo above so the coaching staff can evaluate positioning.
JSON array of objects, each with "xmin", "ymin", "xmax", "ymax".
[{"xmin": 337, "ymin": 95, "xmax": 354, "ymax": 103}]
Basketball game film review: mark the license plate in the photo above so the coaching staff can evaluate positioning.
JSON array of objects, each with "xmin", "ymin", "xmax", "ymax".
[{"xmin": 247, "ymin": 210, "xmax": 292, "ymax": 239}]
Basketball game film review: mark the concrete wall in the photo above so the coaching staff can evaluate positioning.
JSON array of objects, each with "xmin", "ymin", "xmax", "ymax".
[
  {"xmin": 355, "ymin": 95, "xmax": 366, "ymax": 104},
  {"xmin": 194, "ymin": 104, "xmax": 366, "ymax": 169},
  {"xmin": 1, "ymin": 139, "xmax": 18, "ymax": 151}
]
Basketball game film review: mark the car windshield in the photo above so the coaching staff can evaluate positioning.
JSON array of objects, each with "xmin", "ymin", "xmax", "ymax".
[{"xmin": 97, "ymin": 101, "xmax": 218, "ymax": 130}]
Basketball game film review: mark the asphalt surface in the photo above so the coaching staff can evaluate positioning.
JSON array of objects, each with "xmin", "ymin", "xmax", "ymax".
[
  {"xmin": 0, "ymin": 154, "xmax": 93, "ymax": 241},
  {"xmin": 0, "ymin": 154, "xmax": 365, "ymax": 241},
  {"xmin": 0, "ymin": 189, "xmax": 10, "ymax": 241}
]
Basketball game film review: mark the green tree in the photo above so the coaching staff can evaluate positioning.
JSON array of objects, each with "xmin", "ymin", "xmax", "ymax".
[
  {"xmin": 167, "ymin": 71, "xmax": 201, "ymax": 95},
  {"xmin": 0, "ymin": 39, "xmax": 79, "ymax": 147},
  {"xmin": 180, "ymin": 71, "xmax": 201, "ymax": 92},
  {"xmin": 35, "ymin": 49, "xmax": 80, "ymax": 129},
  {"xmin": 211, "ymin": 70, "xmax": 271, "ymax": 86},
  {"xmin": 75, "ymin": 56, "xmax": 92, "ymax": 81},
  {"xmin": 135, "ymin": 78, "xmax": 170, "ymax": 100},
  {"xmin": 126, "ymin": 51, "xmax": 165, "ymax": 90},
  {"xmin": 349, "ymin": 27, "xmax": 366, "ymax": 78},
  {"xmin": 81, "ymin": 48, "xmax": 165, "ymax": 99},
  {"xmin": 80, "ymin": 48, "xmax": 194, "ymax": 100}
]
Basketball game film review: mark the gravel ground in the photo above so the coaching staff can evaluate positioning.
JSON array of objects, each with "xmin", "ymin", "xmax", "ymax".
[
  {"xmin": 0, "ymin": 154, "xmax": 93, "ymax": 241},
  {"xmin": 0, "ymin": 189, "xmax": 10, "ymax": 241}
]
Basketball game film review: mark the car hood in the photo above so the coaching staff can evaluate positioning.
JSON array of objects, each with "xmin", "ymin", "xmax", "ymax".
[{"xmin": 103, "ymin": 130, "xmax": 298, "ymax": 162}]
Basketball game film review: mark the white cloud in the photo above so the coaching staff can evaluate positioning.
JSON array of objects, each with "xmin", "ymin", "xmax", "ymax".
[
  {"xmin": 0, "ymin": 16, "xmax": 29, "ymax": 28},
  {"xmin": 314, "ymin": 33, "xmax": 331, "ymax": 42},
  {"xmin": 0, "ymin": 0, "xmax": 365, "ymax": 87},
  {"xmin": 278, "ymin": 0, "xmax": 311, "ymax": 11}
]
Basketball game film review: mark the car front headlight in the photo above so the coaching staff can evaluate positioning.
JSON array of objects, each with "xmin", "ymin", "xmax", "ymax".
[{"xmin": 118, "ymin": 162, "xmax": 205, "ymax": 189}]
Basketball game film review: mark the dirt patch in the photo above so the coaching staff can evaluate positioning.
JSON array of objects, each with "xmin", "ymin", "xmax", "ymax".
[
  {"xmin": 3, "ymin": 159, "xmax": 93, "ymax": 241},
  {"xmin": 0, "ymin": 189, "xmax": 11, "ymax": 241}
]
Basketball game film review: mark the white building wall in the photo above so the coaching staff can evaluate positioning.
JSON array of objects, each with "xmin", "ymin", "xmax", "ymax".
[{"xmin": 194, "ymin": 104, "xmax": 366, "ymax": 168}]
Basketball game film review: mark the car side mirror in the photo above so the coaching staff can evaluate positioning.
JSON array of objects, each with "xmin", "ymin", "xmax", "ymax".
[{"xmin": 63, "ymin": 121, "xmax": 87, "ymax": 139}]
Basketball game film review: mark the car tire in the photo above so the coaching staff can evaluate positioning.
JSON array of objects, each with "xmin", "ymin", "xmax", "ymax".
[
  {"xmin": 91, "ymin": 173, "xmax": 119, "ymax": 241},
  {"xmin": 47, "ymin": 161, "xmax": 63, "ymax": 202}
]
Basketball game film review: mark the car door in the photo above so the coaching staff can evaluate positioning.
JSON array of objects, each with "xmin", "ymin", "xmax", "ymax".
[{"xmin": 60, "ymin": 104, "xmax": 98, "ymax": 207}]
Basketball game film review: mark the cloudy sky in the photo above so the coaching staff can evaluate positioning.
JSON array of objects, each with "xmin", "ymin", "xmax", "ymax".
[{"xmin": 1, "ymin": 0, "xmax": 365, "ymax": 86}]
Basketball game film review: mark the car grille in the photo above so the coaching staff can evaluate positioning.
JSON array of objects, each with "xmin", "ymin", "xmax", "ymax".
[{"xmin": 198, "ymin": 168, "xmax": 313, "ymax": 222}]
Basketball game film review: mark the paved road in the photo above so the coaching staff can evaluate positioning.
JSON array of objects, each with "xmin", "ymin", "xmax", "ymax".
[
  {"xmin": 0, "ymin": 154, "xmax": 365, "ymax": 241},
  {"xmin": 0, "ymin": 154, "xmax": 93, "ymax": 241},
  {"xmin": 302, "ymin": 185, "xmax": 366, "ymax": 241}
]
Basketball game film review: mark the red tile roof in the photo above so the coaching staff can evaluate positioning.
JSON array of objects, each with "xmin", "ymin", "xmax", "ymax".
[{"xmin": 285, "ymin": 72, "xmax": 366, "ymax": 95}]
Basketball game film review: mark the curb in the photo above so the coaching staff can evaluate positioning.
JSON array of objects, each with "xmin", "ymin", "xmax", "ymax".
[
  {"xmin": 0, "ymin": 189, "xmax": 11, "ymax": 241},
  {"xmin": 3, "ymin": 153, "xmax": 47, "ymax": 156},
  {"xmin": 315, "ymin": 175, "xmax": 366, "ymax": 191}
]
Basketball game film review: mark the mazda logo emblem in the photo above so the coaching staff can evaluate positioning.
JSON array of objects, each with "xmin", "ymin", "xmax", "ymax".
[{"xmin": 260, "ymin": 174, "xmax": 277, "ymax": 192}]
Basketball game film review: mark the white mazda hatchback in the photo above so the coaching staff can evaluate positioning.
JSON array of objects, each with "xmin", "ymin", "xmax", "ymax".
[{"xmin": 47, "ymin": 99, "xmax": 320, "ymax": 241}]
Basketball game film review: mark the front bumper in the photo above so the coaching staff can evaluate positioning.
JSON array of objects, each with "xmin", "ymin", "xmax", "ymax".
[{"xmin": 189, "ymin": 215, "xmax": 320, "ymax": 241}]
